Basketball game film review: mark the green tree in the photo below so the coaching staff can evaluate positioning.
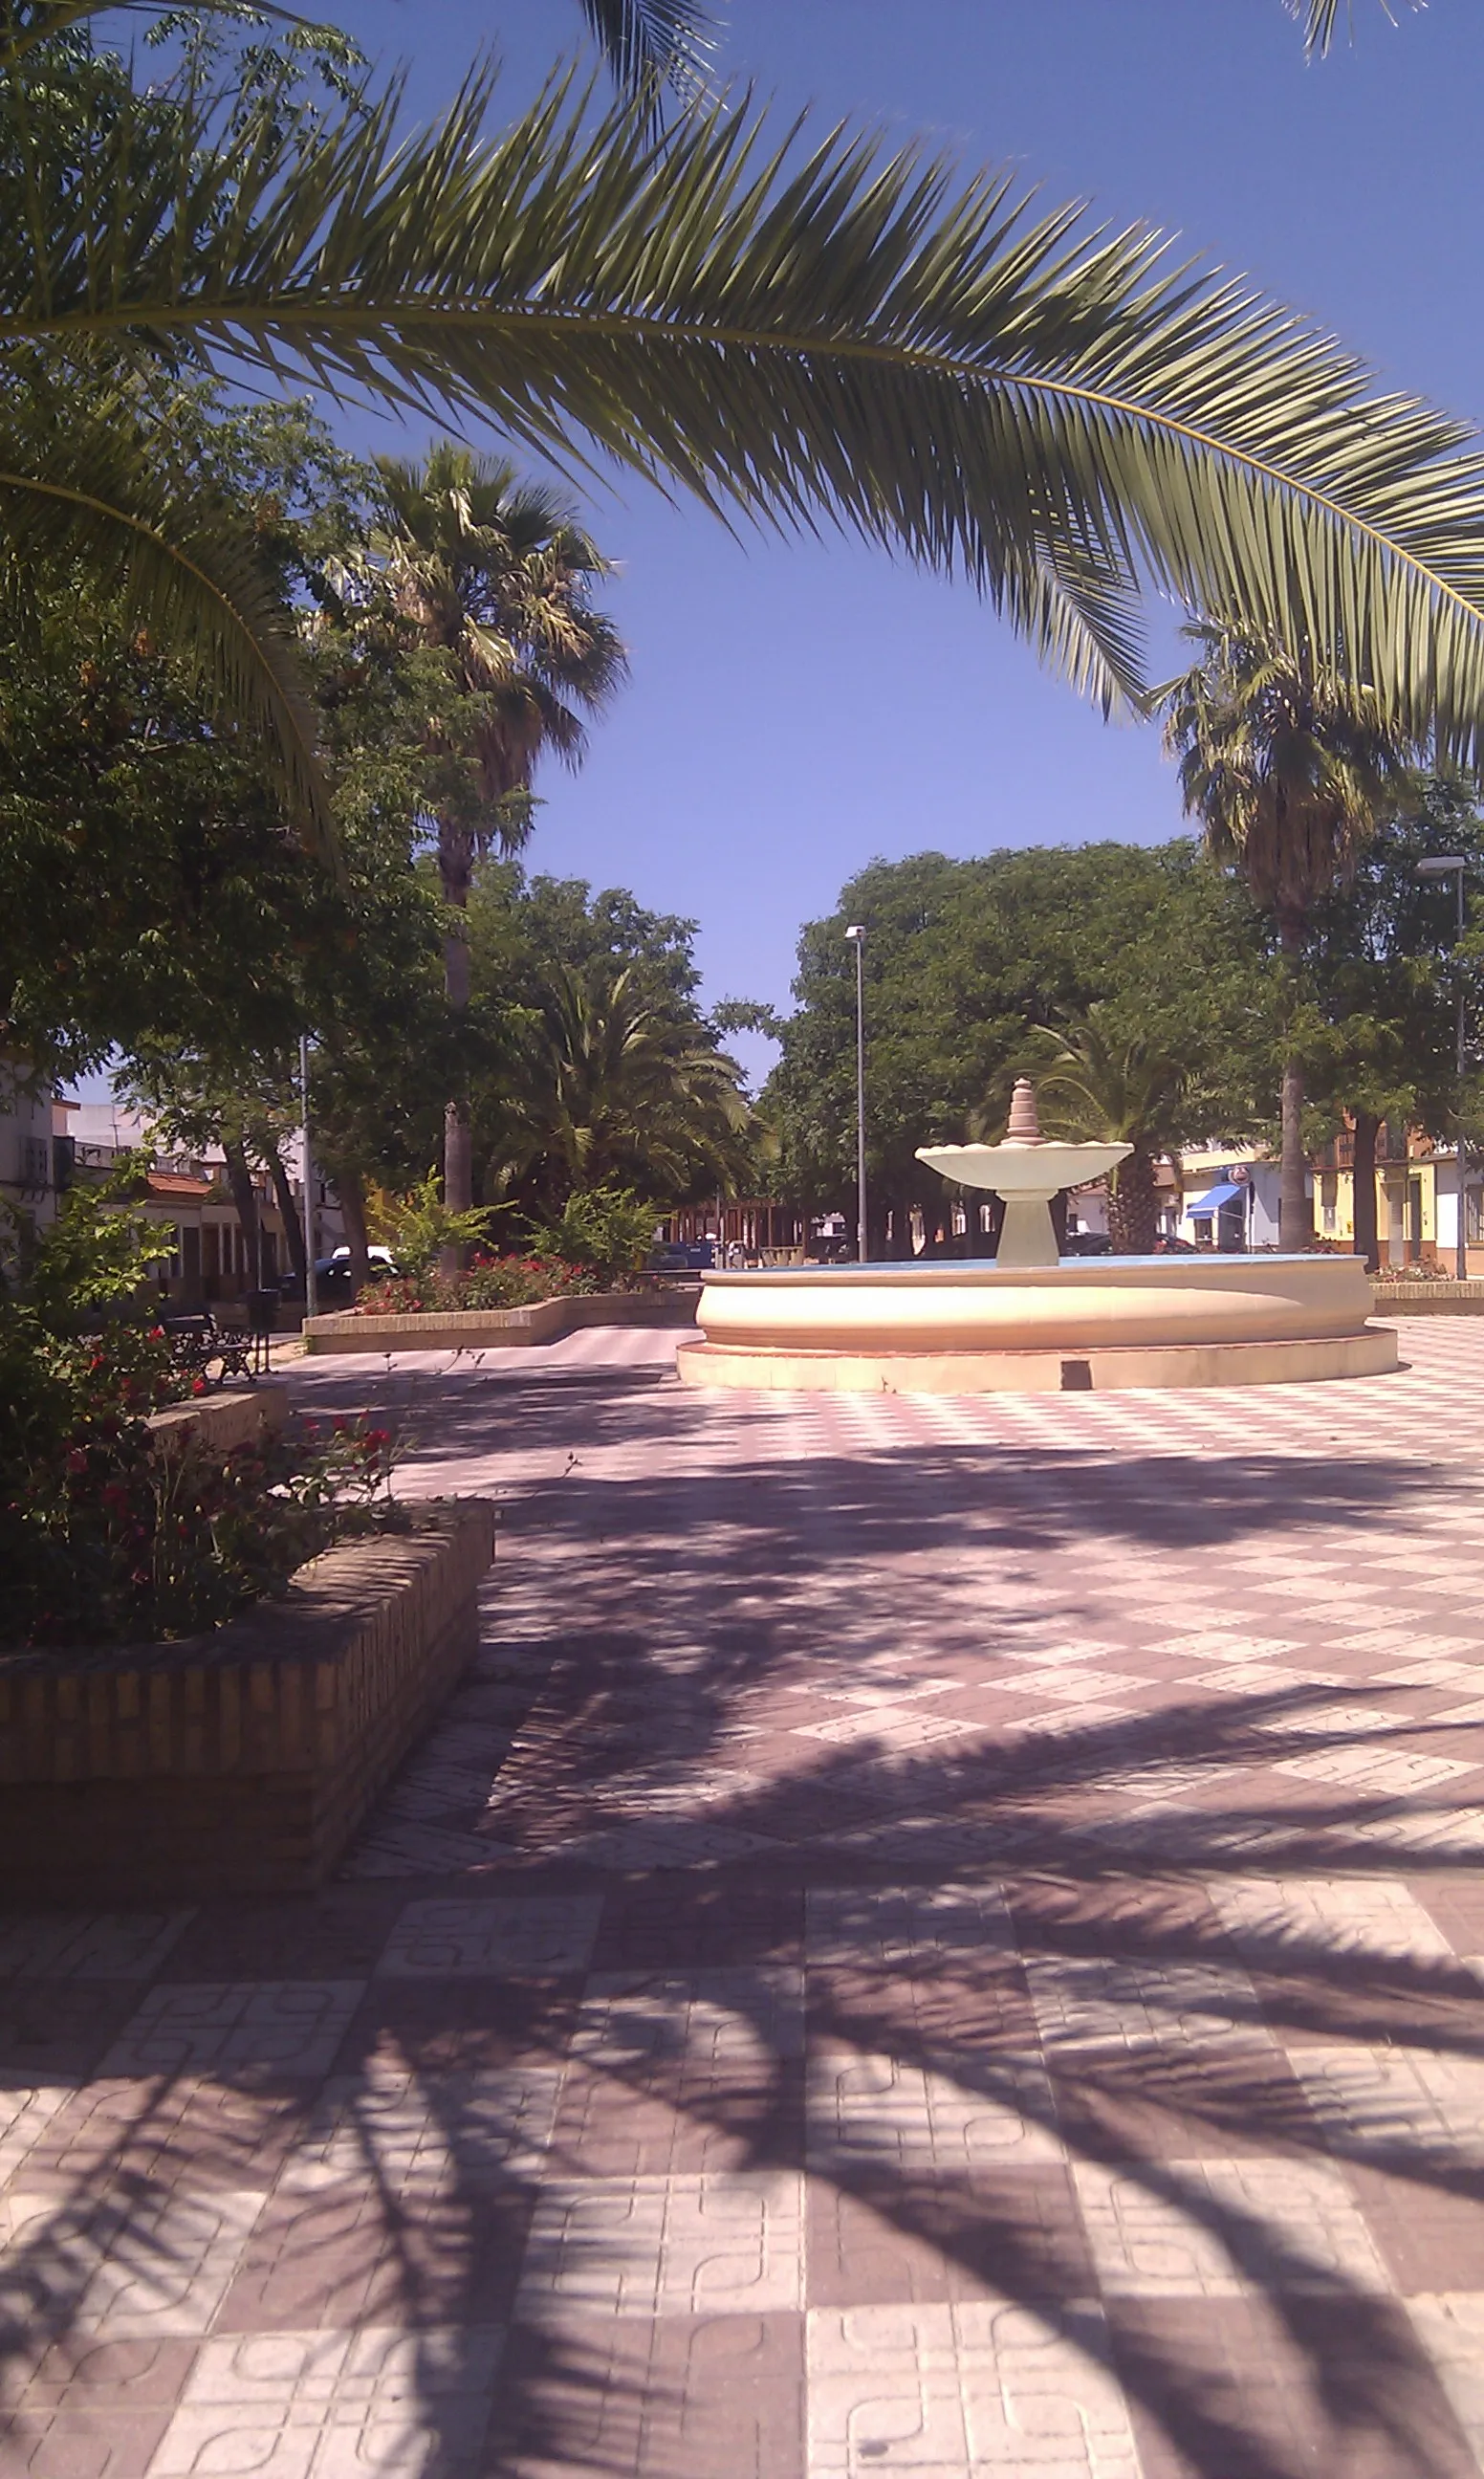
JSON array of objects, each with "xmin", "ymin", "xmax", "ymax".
[
  {"xmin": 1303, "ymin": 777, "xmax": 1484, "ymax": 1268},
  {"xmin": 10, "ymin": 8, "xmax": 1484, "ymax": 809},
  {"xmin": 769, "ymin": 842, "xmax": 1274, "ymax": 1254},
  {"xmin": 363, "ymin": 447, "xmax": 625, "ymax": 1226},
  {"xmin": 1163, "ymin": 626, "xmax": 1408, "ymax": 1248}
]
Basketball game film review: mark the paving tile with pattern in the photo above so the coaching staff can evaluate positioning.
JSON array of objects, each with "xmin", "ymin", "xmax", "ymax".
[{"xmin": 5, "ymin": 1318, "xmax": 1484, "ymax": 2474}]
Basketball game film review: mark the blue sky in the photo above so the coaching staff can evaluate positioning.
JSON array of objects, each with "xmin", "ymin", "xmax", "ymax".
[{"xmin": 297, "ymin": 5, "xmax": 1484, "ymax": 1074}]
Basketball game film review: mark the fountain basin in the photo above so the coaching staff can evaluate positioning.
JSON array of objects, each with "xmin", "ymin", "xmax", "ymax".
[{"xmin": 675, "ymin": 1255, "xmax": 1398, "ymax": 1393}]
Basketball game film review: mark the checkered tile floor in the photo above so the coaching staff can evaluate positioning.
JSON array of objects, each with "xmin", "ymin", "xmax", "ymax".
[{"xmin": 8, "ymin": 1318, "xmax": 1484, "ymax": 2474}]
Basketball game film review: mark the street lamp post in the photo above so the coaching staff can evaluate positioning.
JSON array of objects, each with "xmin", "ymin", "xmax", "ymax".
[
  {"xmin": 1416, "ymin": 856, "xmax": 1471, "ymax": 1282},
  {"xmin": 299, "ymin": 1033, "xmax": 317, "ymax": 1324},
  {"xmin": 844, "ymin": 924, "xmax": 868, "ymax": 1263}
]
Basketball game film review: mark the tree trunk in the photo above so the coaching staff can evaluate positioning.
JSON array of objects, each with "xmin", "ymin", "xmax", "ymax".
[
  {"xmin": 1106, "ymin": 1148, "xmax": 1158, "ymax": 1253},
  {"xmin": 336, "ymin": 1163, "xmax": 373, "ymax": 1291},
  {"xmin": 1277, "ymin": 909, "xmax": 1313, "ymax": 1250},
  {"xmin": 262, "ymin": 1138, "xmax": 307, "ymax": 1290},
  {"xmin": 440, "ymin": 821, "xmax": 474, "ymax": 1274},
  {"xmin": 1351, "ymin": 1110, "xmax": 1380, "ymax": 1273},
  {"xmin": 221, "ymin": 1136, "xmax": 261, "ymax": 1295}
]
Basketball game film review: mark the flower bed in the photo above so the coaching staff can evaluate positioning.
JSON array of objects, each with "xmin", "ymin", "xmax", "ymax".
[
  {"xmin": 350, "ymin": 1251, "xmax": 601, "ymax": 1316},
  {"xmin": 1, "ymin": 1301, "xmax": 406, "ymax": 1652},
  {"xmin": 0, "ymin": 1500, "xmax": 495, "ymax": 1898}
]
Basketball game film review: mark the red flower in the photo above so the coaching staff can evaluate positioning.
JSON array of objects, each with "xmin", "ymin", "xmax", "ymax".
[
  {"xmin": 191, "ymin": 1377, "xmax": 208, "ymax": 1397},
  {"xmin": 66, "ymin": 1447, "xmax": 88, "ymax": 1476}
]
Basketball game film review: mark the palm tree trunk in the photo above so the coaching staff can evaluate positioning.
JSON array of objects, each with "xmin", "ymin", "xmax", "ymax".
[
  {"xmin": 221, "ymin": 1135, "xmax": 261, "ymax": 1294},
  {"xmin": 262, "ymin": 1137, "xmax": 307, "ymax": 1290},
  {"xmin": 335, "ymin": 1163, "xmax": 373, "ymax": 1291},
  {"xmin": 1107, "ymin": 1148, "xmax": 1158, "ymax": 1253},
  {"xmin": 440, "ymin": 821, "xmax": 474, "ymax": 1272},
  {"xmin": 1351, "ymin": 1110, "xmax": 1380, "ymax": 1273},
  {"xmin": 1278, "ymin": 909, "xmax": 1313, "ymax": 1251}
]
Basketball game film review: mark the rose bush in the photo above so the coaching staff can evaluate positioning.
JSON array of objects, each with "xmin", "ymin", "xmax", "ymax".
[
  {"xmin": 1, "ymin": 1174, "xmax": 403, "ymax": 1650},
  {"xmin": 349, "ymin": 1250, "xmax": 602, "ymax": 1315}
]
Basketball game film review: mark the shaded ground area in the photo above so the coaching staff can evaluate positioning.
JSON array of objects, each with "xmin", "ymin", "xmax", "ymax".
[{"xmin": 7, "ymin": 1321, "xmax": 1484, "ymax": 2474}]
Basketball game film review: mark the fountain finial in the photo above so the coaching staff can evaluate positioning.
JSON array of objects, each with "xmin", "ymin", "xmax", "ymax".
[{"xmin": 1004, "ymin": 1079, "xmax": 1044, "ymax": 1146}]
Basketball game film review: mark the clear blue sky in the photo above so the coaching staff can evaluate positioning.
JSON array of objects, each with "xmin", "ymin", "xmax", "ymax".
[{"xmin": 313, "ymin": 6, "xmax": 1484, "ymax": 1073}]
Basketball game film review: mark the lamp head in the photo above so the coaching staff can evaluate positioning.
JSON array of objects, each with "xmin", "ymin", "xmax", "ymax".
[
  {"xmin": 844, "ymin": 923, "xmax": 865, "ymax": 941},
  {"xmin": 1415, "ymin": 857, "xmax": 1470, "ymax": 877}
]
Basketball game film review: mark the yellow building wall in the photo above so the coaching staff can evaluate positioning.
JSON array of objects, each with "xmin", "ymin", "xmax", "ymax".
[{"xmin": 1319, "ymin": 1160, "xmax": 1440, "ymax": 1259}]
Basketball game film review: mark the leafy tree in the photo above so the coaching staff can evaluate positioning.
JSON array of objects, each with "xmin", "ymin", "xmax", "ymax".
[
  {"xmin": 10, "ymin": 9, "xmax": 1484, "ymax": 807},
  {"xmin": 1163, "ymin": 625, "xmax": 1408, "ymax": 1247},
  {"xmin": 1302, "ymin": 777, "xmax": 1484, "ymax": 1267},
  {"xmin": 359, "ymin": 446, "xmax": 625, "ymax": 1225},
  {"xmin": 769, "ymin": 842, "xmax": 1275, "ymax": 1255}
]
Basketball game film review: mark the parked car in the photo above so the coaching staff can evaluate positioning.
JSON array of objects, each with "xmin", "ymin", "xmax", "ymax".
[
  {"xmin": 650, "ymin": 1241, "xmax": 714, "ymax": 1273},
  {"xmin": 1153, "ymin": 1234, "xmax": 1199, "ymax": 1254},
  {"xmin": 1061, "ymin": 1231, "xmax": 1112, "ymax": 1256},
  {"xmin": 286, "ymin": 1245, "xmax": 401, "ymax": 1305}
]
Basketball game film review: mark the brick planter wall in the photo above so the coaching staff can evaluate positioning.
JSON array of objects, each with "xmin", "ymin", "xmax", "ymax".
[
  {"xmin": 0, "ymin": 1500, "xmax": 495, "ymax": 1901},
  {"xmin": 302, "ymin": 1284, "xmax": 700, "ymax": 1355},
  {"xmin": 145, "ymin": 1384, "xmax": 288, "ymax": 1455},
  {"xmin": 1373, "ymin": 1280, "xmax": 1484, "ymax": 1314}
]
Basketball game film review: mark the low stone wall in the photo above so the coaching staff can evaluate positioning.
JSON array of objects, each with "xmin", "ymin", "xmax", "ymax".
[
  {"xmin": 1374, "ymin": 1280, "xmax": 1484, "ymax": 1314},
  {"xmin": 302, "ymin": 1285, "xmax": 700, "ymax": 1356},
  {"xmin": 0, "ymin": 1500, "xmax": 494, "ymax": 1900},
  {"xmin": 145, "ymin": 1384, "xmax": 288, "ymax": 1455}
]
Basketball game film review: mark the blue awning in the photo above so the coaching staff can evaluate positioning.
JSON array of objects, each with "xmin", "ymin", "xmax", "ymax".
[{"xmin": 1189, "ymin": 1179, "xmax": 1245, "ymax": 1215}]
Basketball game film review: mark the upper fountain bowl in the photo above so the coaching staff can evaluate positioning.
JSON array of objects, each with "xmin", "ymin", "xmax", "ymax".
[{"xmin": 914, "ymin": 1139, "xmax": 1131, "ymax": 1196}]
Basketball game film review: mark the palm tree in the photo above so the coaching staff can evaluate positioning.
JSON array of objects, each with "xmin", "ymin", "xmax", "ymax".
[
  {"xmin": 488, "ymin": 960, "xmax": 753, "ymax": 1211},
  {"xmin": 365, "ymin": 445, "xmax": 625, "ymax": 1218},
  {"xmin": 9, "ymin": 15, "xmax": 1484, "ymax": 824},
  {"xmin": 1163, "ymin": 626, "xmax": 1408, "ymax": 1248},
  {"xmin": 1018, "ymin": 1014, "xmax": 1191, "ymax": 1254}
]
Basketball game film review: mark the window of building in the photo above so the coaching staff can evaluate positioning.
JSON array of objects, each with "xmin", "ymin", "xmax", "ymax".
[{"xmin": 1320, "ymin": 1171, "xmax": 1338, "ymax": 1234}]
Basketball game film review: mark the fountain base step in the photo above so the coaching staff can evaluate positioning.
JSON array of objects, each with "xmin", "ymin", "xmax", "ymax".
[{"xmin": 676, "ymin": 1327, "xmax": 1399, "ymax": 1393}]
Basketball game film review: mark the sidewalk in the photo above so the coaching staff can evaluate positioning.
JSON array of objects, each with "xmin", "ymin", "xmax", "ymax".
[{"xmin": 5, "ymin": 1320, "xmax": 1484, "ymax": 2475}]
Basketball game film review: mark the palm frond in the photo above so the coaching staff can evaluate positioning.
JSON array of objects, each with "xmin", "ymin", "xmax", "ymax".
[
  {"xmin": 574, "ymin": 0, "xmax": 717, "ymax": 107},
  {"xmin": 0, "ymin": 384, "xmax": 331, "ymax": 852},
  {"xmin": 8, "ymin": 67, "xmax": 1484, "ymax": 743},
  {"xmin": 1288, "ymin": 0, "xmax": 1422, "ymax": 58}
]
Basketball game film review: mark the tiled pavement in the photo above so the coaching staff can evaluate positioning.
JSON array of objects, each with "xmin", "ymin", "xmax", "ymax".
[{"xmin": 10, "ymin": 1321, "xmax": 1484, "ymax": 2473}]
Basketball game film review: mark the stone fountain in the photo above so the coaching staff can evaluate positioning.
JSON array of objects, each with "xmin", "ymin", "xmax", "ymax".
[
  {"xmin": 915, "ymin": 1078, "xmax": 1130, "ymax": 1267},
  {"xmin": 676, "ymin": 1079, "xmax": 1399, "ymax": 1394}
]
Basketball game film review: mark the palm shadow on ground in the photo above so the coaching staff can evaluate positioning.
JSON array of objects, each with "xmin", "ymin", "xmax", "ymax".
[{"xmin": 4, "ymin": 1393, "xmax": 1481, "ymax": 2475}]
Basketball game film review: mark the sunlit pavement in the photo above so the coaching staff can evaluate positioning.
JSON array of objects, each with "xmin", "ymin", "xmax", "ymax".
[{"xmin": 8, "ymin": 1318, "xmax": 1484, "ymax": 2473}]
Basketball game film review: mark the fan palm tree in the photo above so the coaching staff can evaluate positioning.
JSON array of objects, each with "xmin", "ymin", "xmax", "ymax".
[
  {"xmin": 1163, "ymin": 625, "xmax": 1408, "ymax": 1248},
  {"xmin": 489, "ymin": 961, "xmax": 753, "ymax": 1210},
  {"xmin": 8, "ymin": 16, "xmax": 1484, "ymax": 829},
  {"xmin": 364, "ymin": 445, "xmax": 625, "ymax": 1217},
  {"xmin": 1017, "ymin": 1014, "xmax": 1191, "ymax": 1254}
]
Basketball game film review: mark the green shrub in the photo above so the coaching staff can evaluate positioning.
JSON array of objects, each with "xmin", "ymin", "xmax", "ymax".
[
  {"xmin": 522, "ymin": 1185, "xmax": 658, "ymax": 1282},
  {"xmin": 363, "ymin": 1172, "xmax": 493, "ymax": 1281},
  {"xmin": 0, "ymin": 1164, "xmax": 400, "ymax": 1651},
  {"xmin": 351, "ymin": 1252, "xmax": 600, "ymax": 1315}
]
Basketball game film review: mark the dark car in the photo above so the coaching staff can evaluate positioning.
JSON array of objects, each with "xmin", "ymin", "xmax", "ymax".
[
  {"xmin": 1061, "ymin": 1231, "xmax": 1112, "ymax": 1257},
  {"xmin": 284, "ymin": 1246, "xmax": 401, "ymax": 1305},
  {"xmin": 1153, "ymin": 1234, "xmax": 1200, "ymax": 1254},
  {"xmin": 650, "ymin": 1241, "xmax": 714, "ymax": 1274}
]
